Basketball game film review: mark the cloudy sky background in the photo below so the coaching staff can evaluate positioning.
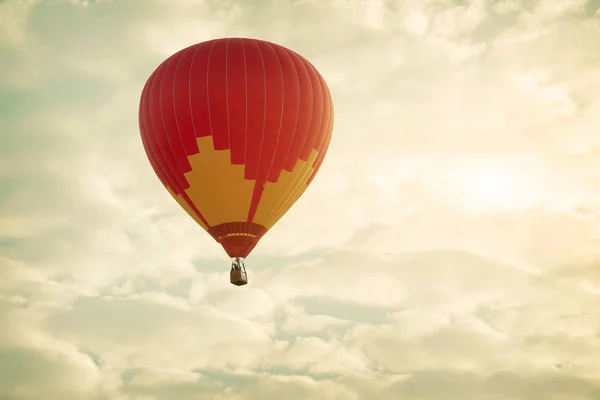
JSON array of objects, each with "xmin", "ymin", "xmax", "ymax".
[{"xmin": 2, "ymin": 0, "xmax": 600, "ymax": 398}]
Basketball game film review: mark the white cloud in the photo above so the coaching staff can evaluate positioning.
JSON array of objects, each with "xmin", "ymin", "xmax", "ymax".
[{"xmin": 279, "ymin": 304, "xmax": 351, "ymax": 334}]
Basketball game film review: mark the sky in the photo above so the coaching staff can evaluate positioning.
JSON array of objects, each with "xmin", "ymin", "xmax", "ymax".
[{"xmin": 1, "ymin": 0, "xmax": 600, "ymax": 399}]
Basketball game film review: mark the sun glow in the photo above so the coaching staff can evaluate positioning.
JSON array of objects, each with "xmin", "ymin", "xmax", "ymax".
[{"xmin": 446, "ymin": 161, "xmax": 541, "ymax": 212}]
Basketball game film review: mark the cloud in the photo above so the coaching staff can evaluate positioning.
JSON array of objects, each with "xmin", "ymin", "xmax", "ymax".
[
  {"xmin": 2, "ymin": 248, "xmax": 592, "ymax": 398},
  {"xmin": 2, "ymin": 0, "xmax": 600, "ymax": 398}
]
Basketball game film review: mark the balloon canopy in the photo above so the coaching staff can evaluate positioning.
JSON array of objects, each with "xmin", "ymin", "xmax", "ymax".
[{"xmin": 138, "ymin": 37, "xmax": 334, "ymax": 262}]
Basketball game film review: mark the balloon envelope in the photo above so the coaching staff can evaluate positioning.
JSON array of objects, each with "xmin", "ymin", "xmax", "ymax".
[{"xmin": 138, "ymin": 38, "xmax": 334, "ymax": 258}]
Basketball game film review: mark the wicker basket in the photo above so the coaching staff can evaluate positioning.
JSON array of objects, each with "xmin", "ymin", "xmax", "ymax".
[{"xmin": 230, "ymin": 269, "xmax": 248, "ymax": 286}]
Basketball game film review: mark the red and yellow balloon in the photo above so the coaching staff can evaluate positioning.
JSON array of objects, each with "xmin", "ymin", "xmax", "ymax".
[{"xmin": 138, "ymin": 38, "xmax": 334, "ymax": 275}]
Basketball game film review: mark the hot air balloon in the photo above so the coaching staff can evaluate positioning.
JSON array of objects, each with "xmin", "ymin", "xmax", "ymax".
[{"xmin": 138, "ymin": 38, "xmax": 334, "ymax": 286}]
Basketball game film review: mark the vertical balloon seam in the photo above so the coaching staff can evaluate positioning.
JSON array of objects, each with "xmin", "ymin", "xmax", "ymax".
[
  {"xmin": 271, "ymin": 54, "xmax": 328, "ymax": 228},
  {"xmin": 229, "ymin": 41, "xmax": 245, "ymax": 250},
  {"xmin": 241, "ymin": 39, "xmax": 249, "ymax": 171},
  {"xmin": 262, "ymin": 42, "xmax": 286, "ymax": 188},
  {"xmin": 234, "ymin": 38, "xmax": 253, "ymax": 253},
  {"xmin": 206, "ymin": 41, "xmax": 227, "ymax": 239},
  {"xmin": 223, "ymin": 38, "xmax": 234, "ymax": 243},
  {"xmin": 259, "ymin": 53, "xmax": 324, "ymax": 233},
  {"xmin": 308, "ymin": 63, "xmax": 331, "ymax": 179},
  {"xmin": 266, "ymin": 53, "xmax": 316, "ymax": 227},
  {"xmin": 224, "ymin": 38, "xmax": 232, "ymax": 153},
  {"xmin": 142, "ymin": 74, "xmax": 170, "ymax": 187},
  {"xmin": 289, "ymin": 52, "xmax": 315, "ymax": 166},
  {"xmin": 306, "ymin": 57, "xmax": 330, "ymax": 157},
  {"xmin": 300, "ymin": 57, "xmax": 324, "ymax": 159},
  {"xmin": 240, "ymin": 39, "xmax": 253, "ymax": 254},
  {"xmin": 172, "ymin": 47, "xmax": 210, "ymax": 228},
  {"xmin": 244, "ymin": 40, "xmax": 266, "ymax": 181},
  {"xmin": 168, "ymin": 52, "xmax": 193, "ymax": 170},
  {"xmin": 157, "ymin": 52, "xmax": 192, "ymax": 193},
  {"xmin": 141, "ymin": 85, "xmax": 179, "ymax": 206},
  {"xmin": 240, "ymin": 39, "xmax": 266, "ymax": 250},
  {"xmin": 143, "ymin": 75, "xmax": 176, "ymax": 193},
  {"xmin": 150, "ymin": 60, "xmax": 187, "ymax": 190},
  {"xmin": 143, "ymin": 64, "xmax": 179, "ymax": 185},
  {"xmin": 247, "ymin": 40, "xmax": 269, "ymax": 252},
  {"xmin": 172, "ymin": 50, "xmax": 194, "ymax": 156},
  {"xmin": 245, "ymin": 41, "xmax": 268, "ymax": 224},
  {"xmin": 242, "ymin": 41, "xmax": 287, "ymax": 251},
  {"xmin": 227, "ymin": 39, "xmax": 241, "ymax": 244},
  {"xmin": 273, "ymin": 46, "xmax": 301, "ymax": 183},
  {"xmin": 139, "ymin": 79, "xmax": 165, "ymax": 185},
  {"xmin": 309, "ymin": 117, "xmax": 332, "ymax": 184},
  {"xmin": 173, "ymin": 47, "xmax": 200, "ymax": 156},
  {"xmin": 263, "ymin": 67, "xmax": 306, "ymax": 225},
  {"xmin": 312, "ymin": 67, "xmax": 330, "ymax": 155},
  {"xmin": 256, "ymin": 41, "xmax": 269, "ymax": 185},
  {"xmin": 256, "ymin": 45, "xmax": 304, "ymax": 231},
  {"xmin": 239, "ymin": 39, "xmax": 254, "ymax": 254},
  {"xmin": 203, "ymin": 40, "xmax": 222, "ymax": 237},
  {"xmin": 308, "ymin": 84, "xmax": 334, "ymax": 185},
  {"xmin": 306, "ymin": 71, "xmax": 333, "ymax": 185},
  {"xmin": 158, "ymin": 54, "xmax": 190, "ymax": 183},
  {"xmin": 250, "ymin": 42, "xmax": 286, "ymax": 234},
  {"xmin": 153, "ymin": 62, "xmax": 189, "ymax": 190},
  {"xmin": 281, "ymin": 51, "xmax": 311, "ymax": 171},
  {"xmin": 184, "ymin": 42, "xmax": 214, "ymax": 231},
  {"xmin": 146, "ymin": 71, "xmax": 182, "ymax": 193},
  {"xmin": 156, "ymin": 53, "xmax": 210, "ymax": 228},
  {"xmin": 199, "ymin": 40, "xmax": 223, "ymax": 240}
]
